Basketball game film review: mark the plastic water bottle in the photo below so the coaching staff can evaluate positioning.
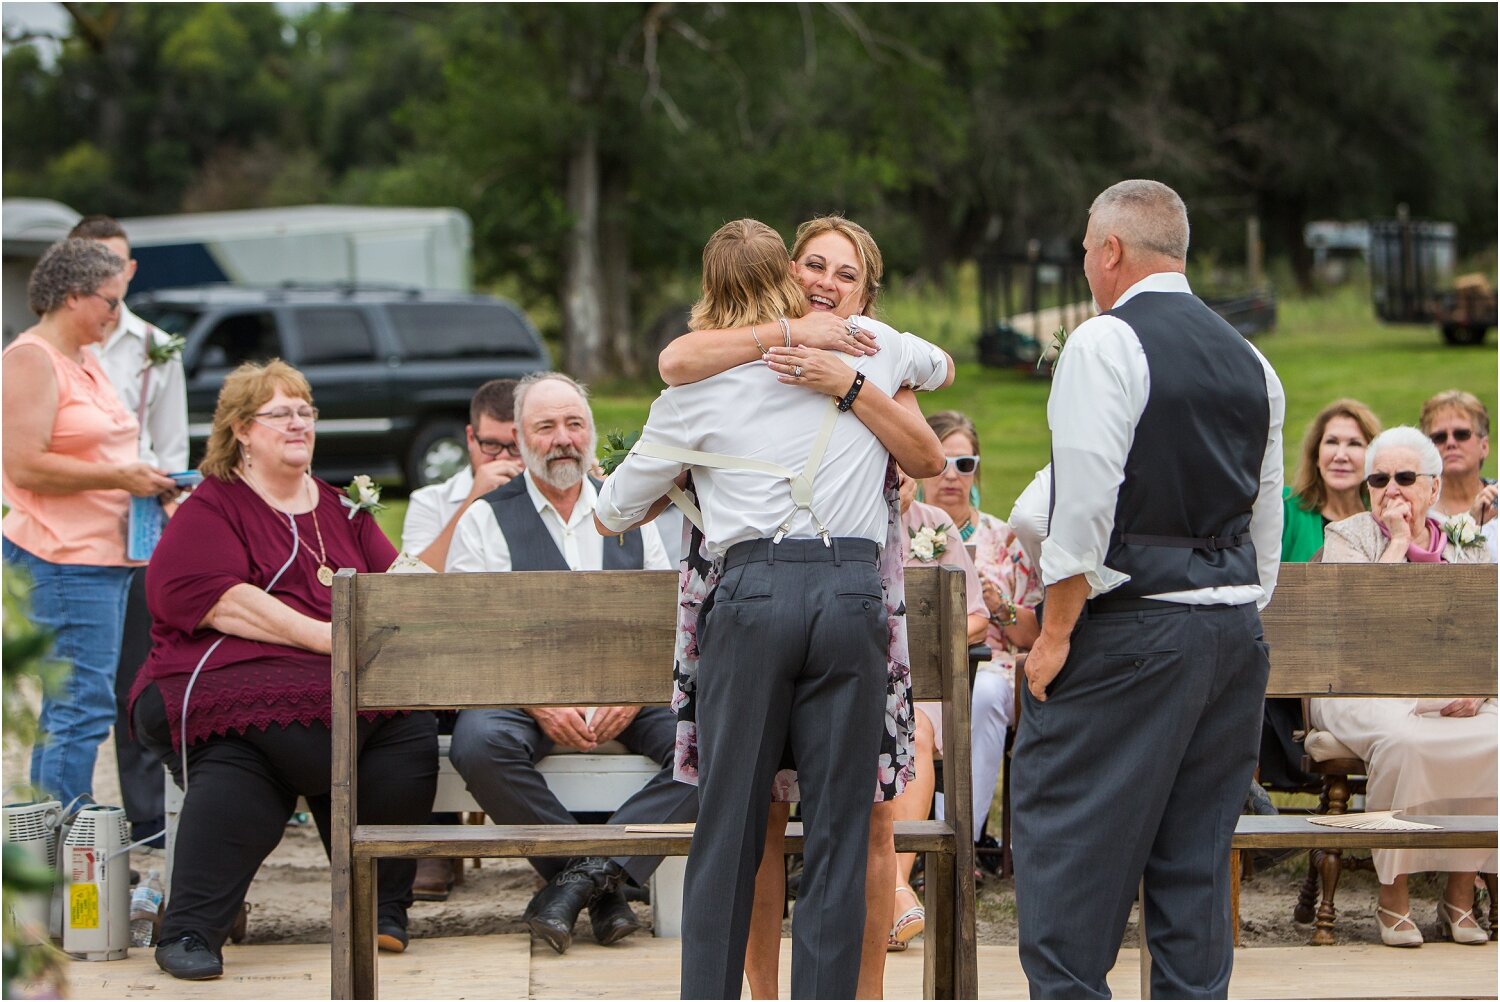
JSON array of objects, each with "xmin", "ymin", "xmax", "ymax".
[{"xmin": 129, "ymin": 869, "xmax": 165, "ymax": 947}]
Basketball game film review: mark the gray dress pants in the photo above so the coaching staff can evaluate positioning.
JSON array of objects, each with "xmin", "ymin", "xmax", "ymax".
[
  {"xmin": 1012, "ymin": 601, "xmax": 1268, "ymax": 1000},
  {"xmin": 448, "ymin": 705, "xmax": 697, "ymax": 887},
  {"xmin": 679, "ymin": 537, "xmax": 888, "ymax": 1001}
]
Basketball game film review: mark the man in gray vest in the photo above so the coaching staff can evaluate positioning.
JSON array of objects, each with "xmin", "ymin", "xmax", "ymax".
[
  {"xmin": 445, "ymin": 372, "xmax": 689, "ymax": 954},
  {"xmin": 1013, "ymin": 180, "xmax": 1285, "ymax": 999}
]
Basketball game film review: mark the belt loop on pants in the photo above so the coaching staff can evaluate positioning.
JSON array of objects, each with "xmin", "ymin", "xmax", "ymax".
[
  {"xmin": 766, "ymin": 540, "xmax": 776, "ymax": 565},
  {"xmin": 832, "ymin": 537, "xmax": 843, "ymax": 566}
]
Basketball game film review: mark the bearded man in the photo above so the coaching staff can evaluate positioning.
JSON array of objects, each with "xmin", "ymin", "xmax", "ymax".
[{"xmin": 445, "ymin": 372, "xmax": 692, "ymax": 954}]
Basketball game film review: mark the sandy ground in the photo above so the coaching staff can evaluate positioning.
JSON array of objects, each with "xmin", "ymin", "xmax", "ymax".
[{"xmin": 4, "ymin": 719, "xmax": 1487, "ymax": 952}]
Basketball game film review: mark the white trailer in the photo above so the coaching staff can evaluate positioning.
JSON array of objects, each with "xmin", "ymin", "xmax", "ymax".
[{"xmin": 3, "ymin": 200, "xmax": 472, "ymax": 338}]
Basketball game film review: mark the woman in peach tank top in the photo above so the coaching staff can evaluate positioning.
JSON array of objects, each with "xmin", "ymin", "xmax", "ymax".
[{"xmin": 2, "ymin": 238, "xmax": 176, "ymax": 807}]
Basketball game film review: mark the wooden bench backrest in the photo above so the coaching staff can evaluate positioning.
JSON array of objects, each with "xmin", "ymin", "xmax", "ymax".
[
  {"xmin": 1260, "ymin": 562, "xmax": 1496, "ymax": 697},
  {"xmin": 334, "ymin": 565, "xmax": 968, "ymax": 710}
]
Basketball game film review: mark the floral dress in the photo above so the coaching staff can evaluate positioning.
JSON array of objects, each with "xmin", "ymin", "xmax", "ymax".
[{"xmin": 669, "ymin": 461, "xmax": 915, "ymax": 803}]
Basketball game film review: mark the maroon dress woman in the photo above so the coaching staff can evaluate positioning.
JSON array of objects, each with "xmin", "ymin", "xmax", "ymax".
[{"xmin": 131, "ymin": 360, "xmax": 436, "ymax": 981}]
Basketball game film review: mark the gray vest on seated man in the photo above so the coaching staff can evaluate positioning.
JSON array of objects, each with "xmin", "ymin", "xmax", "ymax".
[
  {"xmin": 484, "ymin": 475, "xmax": 646, "ymax": 571},
  {"xmin": 447, "ymin": 474, "xmax": 696, "ymax": 955}
]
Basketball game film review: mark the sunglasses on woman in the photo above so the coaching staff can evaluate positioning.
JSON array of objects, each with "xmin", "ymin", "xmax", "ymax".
[
  {"xmin": 942, "ymin": 456, "xmax": 979, "ymax": 475},
  {"xmin": 1365, "ymin": 470, "xmax": 1428, "ymax": 489},
  {"xmin": 1429, "ymin": 428, "xmax": 1475, "ymax": 445}
]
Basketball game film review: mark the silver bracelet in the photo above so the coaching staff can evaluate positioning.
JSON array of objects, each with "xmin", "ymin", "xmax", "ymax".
[
  {"xmin": 779, "ymin": 317, "xmax": 792, "ymax": 347},
  {"xmin": 751, "ymin": 325, "xmax": 768, "ymax": 355}
]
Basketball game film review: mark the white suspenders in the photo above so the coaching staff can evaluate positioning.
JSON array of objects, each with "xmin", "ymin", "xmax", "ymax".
[{"xmin": 630, "ymin": 400, "xmax": 842, "ymax": 545}]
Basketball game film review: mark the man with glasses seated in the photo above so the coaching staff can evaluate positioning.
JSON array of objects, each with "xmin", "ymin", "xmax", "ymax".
[
  {"xmin": 402, "ymin": 378, "xmax": 523, "ymax": 571},
  {"xmin": 1420, "ymin": 389, "xmax": 1497, "ymax": 561}
]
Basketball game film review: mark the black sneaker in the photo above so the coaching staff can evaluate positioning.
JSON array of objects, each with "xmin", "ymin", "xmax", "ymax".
[{"xmin": 155, "ymin": 932, "xmax": 223, "ymax": 980}]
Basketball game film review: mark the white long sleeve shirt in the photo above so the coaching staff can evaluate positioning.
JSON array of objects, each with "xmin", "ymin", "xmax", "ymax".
[
  {"xmin": 1040, "ymin": 272, "xmax": 1285, "ymax": 610},
  {"xmin": 401, "ymin": 466, "xmax": 475, "ymax": 555},
  {"xmin": 595, "ymin": 319, "xmax": 948, "ymax": 554},
  {"xmin": 92, "ymin": 303, "xmax": 189, "ymax": 472}
]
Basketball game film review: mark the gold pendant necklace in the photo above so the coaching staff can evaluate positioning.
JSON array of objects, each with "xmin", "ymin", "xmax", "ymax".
[
  {"xmin": 297, "ymin": 496, "xmax": 333, "ymax": 587},
  {"xmin": 243, "ymin": 469, "xmax": 333, "ymax": 585}
]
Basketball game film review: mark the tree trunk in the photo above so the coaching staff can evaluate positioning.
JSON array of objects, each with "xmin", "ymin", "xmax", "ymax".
[
  {"xmin": 600, "ymin": 160, "xmax": 636, "ymax": 378},
  {"xmin": 562, "ymin": 118, "xmax": 606, "ymax": 381}
]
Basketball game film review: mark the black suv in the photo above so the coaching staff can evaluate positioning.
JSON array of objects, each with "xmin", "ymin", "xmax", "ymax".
[{"xmin": 130, "ymin": 284, "xmax": 550, "ymax": 488}]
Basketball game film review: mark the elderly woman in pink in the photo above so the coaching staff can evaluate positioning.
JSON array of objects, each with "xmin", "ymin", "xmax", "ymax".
[
  {"xmin": 1310, "ymin": 426, "xmax": 1496, "ymax": 947},
  {"xmin": 2, "ymin": 238, "xmax": 176, "ymax": 807}
]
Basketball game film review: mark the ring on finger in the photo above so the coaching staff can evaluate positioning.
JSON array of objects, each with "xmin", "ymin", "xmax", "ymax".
[{"xmin": 794, "ymin": 365, "xmax": 803, "ymax": 378}]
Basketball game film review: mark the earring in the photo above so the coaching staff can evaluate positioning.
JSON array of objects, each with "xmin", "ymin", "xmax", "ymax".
[{"xmin": 969, "ymin": 484, "xmax": 981, "ymax": 510}]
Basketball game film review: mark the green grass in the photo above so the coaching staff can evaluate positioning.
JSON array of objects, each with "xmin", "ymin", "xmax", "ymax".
[{"xmin": 372, "ymin": 278, "xmax": 1495, "ymax": 549}]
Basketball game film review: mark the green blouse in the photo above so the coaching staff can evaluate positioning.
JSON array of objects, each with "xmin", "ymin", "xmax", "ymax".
[{"xmin": 1281, "ymin": 487, "xmax": 1329, "ymax": 563}]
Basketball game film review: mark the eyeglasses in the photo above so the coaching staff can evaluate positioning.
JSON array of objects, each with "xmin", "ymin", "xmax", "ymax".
[
  {"xmin": 1429, "ymin": 428, "xmax": 1476, "ymax": 445},
  {"xmin": 88, "ymin": 292, "xmax": 121, "ymax": 313},
  {"xmin": 942, "ymin": 456, "xmax": 980, "ymax": 475},
  {"xmin": 475, "ymin": 437, "xmax": 521, "ymax": 459},
  {"xmin": 254, "ymin": 406, "xmax": 319, "ymax": 426},
  {"xmin": 1365, "ymin": 470, "xmax": 1430, "ymax": 489}
]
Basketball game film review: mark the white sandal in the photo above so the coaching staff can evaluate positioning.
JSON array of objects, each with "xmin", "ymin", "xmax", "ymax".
[
  {"xmin": 1376, "ymin": 905, "xmax": 1423, "ymax": 948},
  {"xmin": 1438, "ymin": 900, "xmax": 1489, "ymax": 945}
]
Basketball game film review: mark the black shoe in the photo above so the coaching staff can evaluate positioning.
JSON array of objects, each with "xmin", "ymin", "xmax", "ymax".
[
  {"xmin": 377, "ymin": 918, "xmax": 409, "ymax": 953},
  {"xmin": 589, "ymin": 885, "xmax": 642, "ymax": 946},
  {"xmin": 524, "ymin": 858, "xmax": 598, "ymax": 955},
  {"xmin": 155, "ymin": 932, "xmax": 223, "ymax": 980},
  {"xmin": 975, "ymin": 833, "xmax": 1004, "ymax": 877}
]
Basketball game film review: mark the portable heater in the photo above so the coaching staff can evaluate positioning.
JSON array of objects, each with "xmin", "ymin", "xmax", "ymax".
[
  {"xmin": 60, "ymin": 805, "xmax": 130, "ymax": 960},
  {"xmin": 2, "ymin": 800, "xmax": 62, "ymax": 939}
]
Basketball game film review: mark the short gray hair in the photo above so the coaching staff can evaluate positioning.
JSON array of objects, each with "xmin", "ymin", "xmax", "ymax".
[
  {"xmin": 513, "ymin": 371, "xmax": 592, "ymax": 427},
  {"xmin": 1089, "ymin": 179, "xmax": 1190, "ymax": 261},
  {"xmin": 28, "ymin": 238, "xmax": 126, "ymax": 316},
  {"xmin": 1366, "ymin": 426, "xmax": 1443, "ymax": 477}
]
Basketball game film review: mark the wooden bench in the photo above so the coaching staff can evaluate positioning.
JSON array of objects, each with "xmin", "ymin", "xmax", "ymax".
[
  {"xmin": 1136, "ymin": 562, "xmax": 1499, "ymax": 997},
  {"xmin": 329, "ymin": 565, "xmax": 977, "ymax": 999}
]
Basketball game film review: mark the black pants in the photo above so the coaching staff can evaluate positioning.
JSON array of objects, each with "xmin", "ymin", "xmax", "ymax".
[
  {"xmin": 113, "ymin": 568, "xmax": 164, "ymax": 833},
  {"xmin": 449, "ymin": 705, "xmax": 697, "ymax": 886},
  {"xmin": 134, "ymin": 683, "xmax": 438, "ymax": 950}
]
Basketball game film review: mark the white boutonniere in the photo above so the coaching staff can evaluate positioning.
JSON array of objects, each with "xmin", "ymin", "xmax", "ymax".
[
  {"xmin": 1441, "ymin": 513, "xmax": 1485, "ymax": 551},
  {"xmin": 342, "ymin": 474, "xmax": 386, "ymax": 520},
  {"xmin": 908, "ymin": 524, "xmax": 948, "ymax": 562}
]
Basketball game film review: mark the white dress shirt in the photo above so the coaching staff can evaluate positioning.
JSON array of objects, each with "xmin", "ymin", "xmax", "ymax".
[
  {"xmin": 447, "ymin": 471, "xmax": 671, "ymax": 572},
  {"xmin": 401, "ymin": 466, "xmax": 475, "ymax": 554},
  {"xmin": 91, "ymin": 303, "xmax": 189, "ymax": 472},
  {"xmin": 1008, "ymin": 464, "xmax": 1052, "ymax": 573},
  {"xmin": 1040, "ymin": 272, "xmax": 1285, "ymax": 609},
  {"xmin": 596, "ymin": 319, "xmax": 948, "ymax": 554}
]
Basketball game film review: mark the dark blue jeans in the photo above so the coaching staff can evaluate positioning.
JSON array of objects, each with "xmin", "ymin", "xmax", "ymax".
[{"xmin": 4, "ymin": 538, "xmax": 132, "ymax": 806}]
